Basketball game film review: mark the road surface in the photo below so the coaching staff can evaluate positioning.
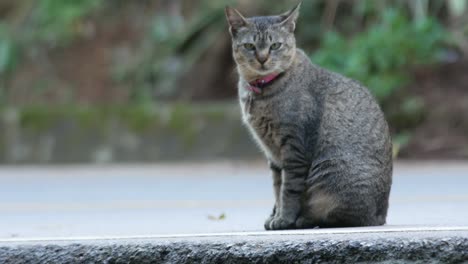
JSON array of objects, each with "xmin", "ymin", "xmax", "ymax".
[{"xmin": 0, "ymin": 162, "xmax": 467, "ymax": 239}]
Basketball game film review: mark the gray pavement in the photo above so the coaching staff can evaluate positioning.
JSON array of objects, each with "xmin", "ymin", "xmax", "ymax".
[{"xmin": 0, "ymin": 161, "xmax": 467, "ymax": 239}]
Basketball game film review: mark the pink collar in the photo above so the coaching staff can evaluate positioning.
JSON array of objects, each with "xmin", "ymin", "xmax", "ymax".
[{"xmin": 247, "ymin": 73, "xmax": 280, "ymax": 94}]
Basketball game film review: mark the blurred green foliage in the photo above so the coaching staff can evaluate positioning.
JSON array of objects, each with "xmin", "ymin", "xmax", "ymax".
[
  {"xmin": 0, "ymin": 24, "xmax": 17, "ymax": 102},
  {"xmin": 0, "ymin": 0, "xmax": 465, "ymax": 159},
  {"xmin": 0, "ymin": 0, "xmax": 457, "ymax": 105},
  {"xmin": 0, "ymin": 1, "xmax": 459, "ymax": 113},
  {"xmin": 120, "ymin": 1, "xmax": 229, "ymax": 101},
  {"xmin": 0, "ymin": 25, "xmax": 17, "ymax": 74},
  {"xmin": 32, "ymin": 0, "xmax": 102, "ymax": 45},
  {"xmin": 0, "ymin": 0, "xmax": 103, "ymax": 102},
  {"xmin": 312, "ymin": 9, "xmax": 447, "ymax": 101}
]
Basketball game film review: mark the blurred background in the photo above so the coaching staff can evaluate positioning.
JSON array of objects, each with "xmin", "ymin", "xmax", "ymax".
[{"xmin": 0, "ymin": 0, "xmax": 467, "ymax": 164}]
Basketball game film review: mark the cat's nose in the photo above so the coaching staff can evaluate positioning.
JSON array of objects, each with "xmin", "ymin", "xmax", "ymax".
[
  {"xmin": 257, "ymin": 56, "xmax": 268, "ymax": 65},
  {"xmin": 255, "ymin": 49, "xmax": 270, "ymax": 65}
]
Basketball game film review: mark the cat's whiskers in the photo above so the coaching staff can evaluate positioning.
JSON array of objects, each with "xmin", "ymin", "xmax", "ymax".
[{"xmin": 236, "ymin": 62, "xmax": 282, "ymax": 82}]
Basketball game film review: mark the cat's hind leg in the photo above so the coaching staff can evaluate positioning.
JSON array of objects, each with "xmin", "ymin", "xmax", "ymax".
[
  {"xmin": 295, "ymin": 215, "xmax": 319, "ymax": 229},
  {"xmin": 295, "ymin": 187, "xmax": 340, "ymax": 229},
  {"xmin": 299, "ymin": 159, "xmax": 386, "ymax": 228}
]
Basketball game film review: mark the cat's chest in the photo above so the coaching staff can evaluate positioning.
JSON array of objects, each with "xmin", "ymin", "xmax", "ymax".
[{"xmin": 240, "ymin": 96, "xmax": 283, "ymax": 162}]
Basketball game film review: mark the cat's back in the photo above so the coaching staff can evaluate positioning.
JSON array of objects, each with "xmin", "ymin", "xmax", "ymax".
[
  {"xmin": 289, "ymin": 50, "xmax": 390, "ymax": 144},
  {"xmin": 302, "ymin": 59, "xmax": 392, "ymax": 173}
]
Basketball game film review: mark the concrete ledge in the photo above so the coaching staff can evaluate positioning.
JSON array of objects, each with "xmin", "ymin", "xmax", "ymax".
[
  {"xmin": 1, "ymin": 104, "xmax": 259, "ymax": 164},
  {"xmin": 1, "ymin": 227, "xmax": 467, "ymax": 264}
]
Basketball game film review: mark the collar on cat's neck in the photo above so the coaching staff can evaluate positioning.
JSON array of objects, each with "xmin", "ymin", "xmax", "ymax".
[{"xmin": 247, "ymin": 73, "xmax": 280, "ymax": 94}]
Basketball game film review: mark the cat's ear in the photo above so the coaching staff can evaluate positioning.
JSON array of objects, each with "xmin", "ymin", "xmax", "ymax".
[
  {"xmin": 225, "ymin": 6, "xmax": 248, "ymax": 36},
  {"xmin": 279, "ymin": 2, "xmax": 301, "ymax": 32}
]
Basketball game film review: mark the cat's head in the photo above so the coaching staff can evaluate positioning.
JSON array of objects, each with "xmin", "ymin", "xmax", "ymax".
[{"xmin": 225, "ymin": 3, "xmax": 301, "ymax": 81}]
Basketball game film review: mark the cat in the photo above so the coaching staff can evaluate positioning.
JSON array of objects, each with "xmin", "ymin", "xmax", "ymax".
[{"xmin": 225, "ymin": 3, "xmax": 393, "ymax": 230}]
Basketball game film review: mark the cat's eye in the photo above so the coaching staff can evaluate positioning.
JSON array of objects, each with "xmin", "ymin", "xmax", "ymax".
[
  {"xmin": 270, "ymin": 43, "xmax": 282, "ymax": 50},
  {"xmin": 243, "ymin": 43, "xmax": 256, "ymax": 51}
]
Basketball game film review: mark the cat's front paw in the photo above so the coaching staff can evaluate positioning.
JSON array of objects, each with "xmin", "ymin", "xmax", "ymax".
[
  {"xmin": 268, "ymin": 216, "xmax": 296, "ymax": 230},
  {"xmin": 264, "ymin": 206, "xmax": 277, "ymax": 230},
  {"xmin": 264, "ymin": 215, "xmax": 274, "ymax": 230}
]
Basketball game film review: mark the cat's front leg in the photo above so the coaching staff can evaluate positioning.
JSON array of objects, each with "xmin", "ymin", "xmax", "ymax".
[
  {"xmin": 264, "ymin": 161, "xmax": 282, "ymax": 230},
  {"xmin": 268, "ymin": 146, "xmax": 308, "ymax": 230}
]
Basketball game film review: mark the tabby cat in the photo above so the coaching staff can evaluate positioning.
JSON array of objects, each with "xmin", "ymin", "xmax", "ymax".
[{"xmin": 225, "ymin": 3, "xmax": 393, "ymax": 230}]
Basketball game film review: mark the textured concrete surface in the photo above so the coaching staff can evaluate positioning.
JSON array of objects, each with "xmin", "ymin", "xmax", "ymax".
[{"xmin": 1, "ymin": 228, "xmax": 467, "ymax": 263}]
